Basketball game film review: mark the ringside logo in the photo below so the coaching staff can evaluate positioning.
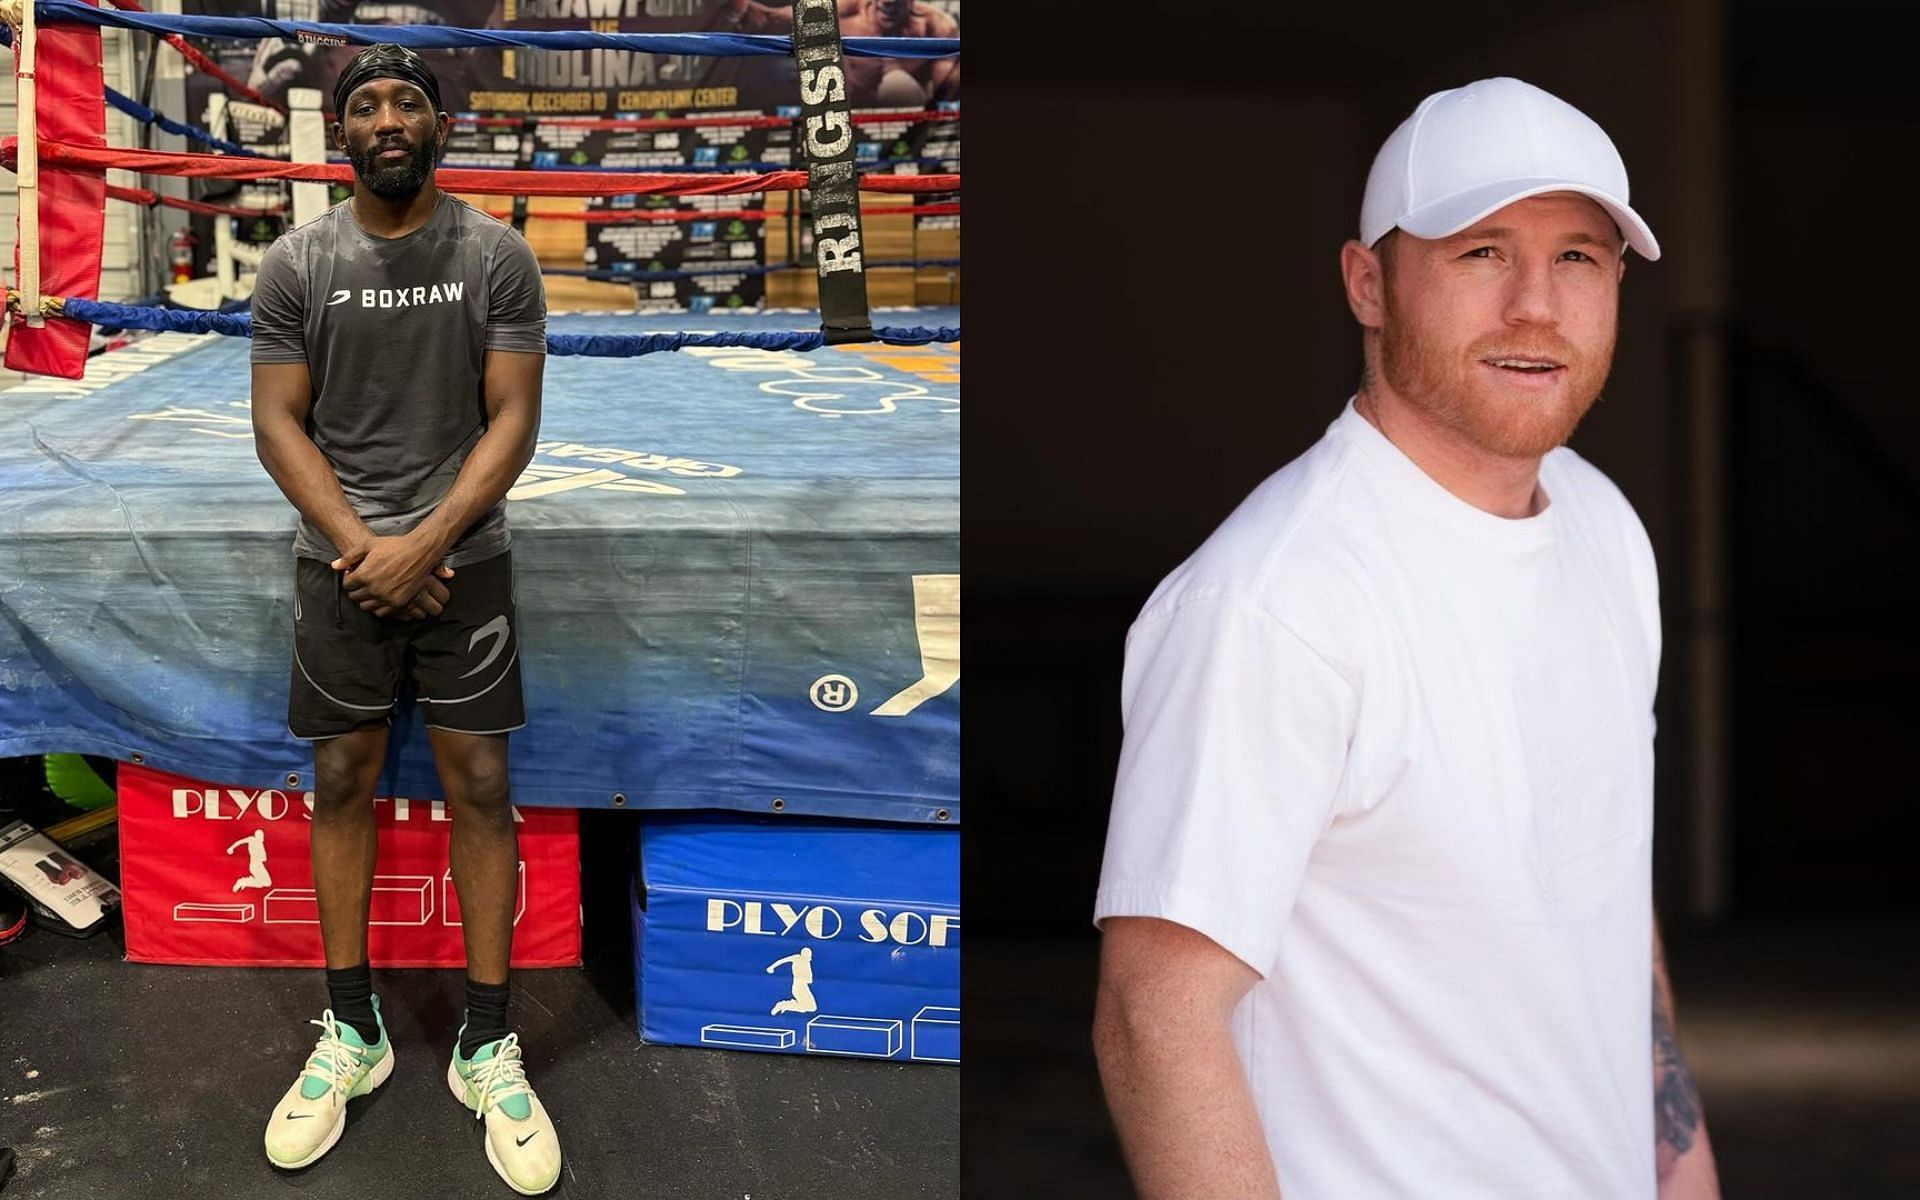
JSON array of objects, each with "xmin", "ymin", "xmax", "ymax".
[
  {"xmin": 507, "ymin": 439, "xmax": 743, "ymax": 501},
  {"xmin": 681, "ymin": 345, "xmax": 959, "ymax": 418},
  {"xmin": 124, "ymin": 408, "xmax": 752, "ymax": 503}
]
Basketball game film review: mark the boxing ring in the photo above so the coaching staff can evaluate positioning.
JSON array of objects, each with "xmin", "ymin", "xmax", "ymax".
[
  {"xmin": 0, "ymin": 308, "xmax": 958, "ymax": 819},
  {"xmin": 0, "ymin": 0, "xmax": 960, "ymax": 822}
]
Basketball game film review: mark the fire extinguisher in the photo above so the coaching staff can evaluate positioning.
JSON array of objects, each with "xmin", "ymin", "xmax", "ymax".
[{"xmin": 169, "ymin": 226, "xmax": 196, "ymax": 283}]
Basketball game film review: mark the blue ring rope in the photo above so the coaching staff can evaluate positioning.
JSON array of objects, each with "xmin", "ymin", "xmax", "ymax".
[
  {"xmin": 57, "ymin": 298, "xmax": 957, "ymax": 356},
  {"xmin": 104, "ymin": 87, "xmax": 266, "ymax": 158},
  {"xmin": 545, "ymin": 326, "xmax": 957, "ymax": 356},
  {"xmin": 545, "ymin": 258, "xmax": 961, "ymax": 282},
  {"xmin": 36, "ymin": 1, "xmax": 960, "ymax": 59}
]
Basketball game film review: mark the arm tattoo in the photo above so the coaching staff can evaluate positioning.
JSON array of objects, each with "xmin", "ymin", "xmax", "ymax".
[{"xmin": 1652, "ymin": 982, "xmax": 1702, "ymax": 1169}]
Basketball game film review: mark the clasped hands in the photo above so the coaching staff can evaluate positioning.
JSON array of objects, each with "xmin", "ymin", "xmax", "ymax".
[{"xmin": 331, "ymin": 531, "xmax": 455, "ymax": 621}]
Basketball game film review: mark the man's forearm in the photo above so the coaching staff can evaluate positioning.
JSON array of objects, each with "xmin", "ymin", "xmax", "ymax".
[
  {"xmin": 254, "ymin": 415, "xmax": 374, "ymax": 558},
  {"xmin": 1653, "ymin": 933, "xmax": 1721, "ymax": 1198},
  {"xmin": 406, "ymin": 407, "xmax": 537, "ymax": 558},
  {"xmin": 1094, "ymin": 987, "xmax": 1281, "ymax": 1199}
]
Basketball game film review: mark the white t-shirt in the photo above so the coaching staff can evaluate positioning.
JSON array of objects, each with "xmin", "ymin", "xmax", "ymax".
[{"xmin": 1095, "ymin": 400, "xmax": 1659, "ymax": 1199}]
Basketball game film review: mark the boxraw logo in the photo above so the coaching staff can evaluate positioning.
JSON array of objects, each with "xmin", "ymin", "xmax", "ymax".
[{"xmin": 354, "ymin": 282, "xmax": 466, "ymax": 310}]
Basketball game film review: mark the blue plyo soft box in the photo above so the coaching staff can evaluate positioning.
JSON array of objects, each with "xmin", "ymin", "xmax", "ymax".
[{"xmin": 632, "ymin": 816, "xmax": 958, "ymax": 1064}]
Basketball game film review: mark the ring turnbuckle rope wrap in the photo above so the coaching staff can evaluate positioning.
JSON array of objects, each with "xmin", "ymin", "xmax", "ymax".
[{"xmin": 4, "ymin": 288, "xmax": 65, "ymax": 318}]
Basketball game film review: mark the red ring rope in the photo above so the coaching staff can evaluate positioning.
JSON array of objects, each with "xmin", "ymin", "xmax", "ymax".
[
  {"xmin": 105, "ymin": 181, "xmax": 287, "ymax": 219},
  {"xmin": 477, "ymin": 201, "xmax": 958, "ymax": 223},
  {"xmin": 3, "ymin": 139, "xmax": 960, "ymax": 196},
  {"xmin": 457, "ymin": 110, "xmax": 958, "ymax": 132}
]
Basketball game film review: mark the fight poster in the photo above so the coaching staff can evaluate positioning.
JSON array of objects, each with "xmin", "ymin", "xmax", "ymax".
[
  {"xmin": 116, "ymin": 764, "xmax": 581, "ymax": 968},
  {"xmin": 186, "ymin": 0, "xmax": 961, "ymax": 117},
  {"xmin": 179, "ymin": 1, "xmax": 958, "ymax": 307}
]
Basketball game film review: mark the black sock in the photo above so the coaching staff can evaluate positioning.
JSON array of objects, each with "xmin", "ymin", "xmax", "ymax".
[
  {"xmin": 325, "ymin": 962, "xmax": 382, "ymax": 1045},
  {"xmin": 460, "ymin": 977, "xmax": 512, "ymax": 1058}
]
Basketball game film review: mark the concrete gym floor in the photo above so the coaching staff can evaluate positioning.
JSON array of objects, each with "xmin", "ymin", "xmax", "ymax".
[{"xmin": 0, "ymin": 808, "xmax": 958, "ymax": 1199}]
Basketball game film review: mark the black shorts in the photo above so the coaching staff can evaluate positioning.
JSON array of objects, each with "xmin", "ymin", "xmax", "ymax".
[{"xmin": 288, "ymin": 550, "xmax": 525, "ymax": 740}]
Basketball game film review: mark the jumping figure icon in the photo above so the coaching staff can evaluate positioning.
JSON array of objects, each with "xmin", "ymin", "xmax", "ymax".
[
  {"xmin": 766, "ymin": 946, "xmax": 818, "ymax": 1016},
  {"xmin": 226, "ymin": 829, "xmax": 272, "ymax": 893}
]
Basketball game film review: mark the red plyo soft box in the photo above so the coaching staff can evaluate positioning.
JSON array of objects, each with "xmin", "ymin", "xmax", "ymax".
[{"xmin": 117, "ymin": 764, "xmax": 581, "ymax": 968}]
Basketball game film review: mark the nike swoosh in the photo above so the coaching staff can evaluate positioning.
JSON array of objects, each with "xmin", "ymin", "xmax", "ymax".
[
  {"xmin": 515, "ymin": 1132, "xmax": 538, "ymax": 1147},
  {"xmin": 326, "ymin": 289, "xmax": 351, "ymax": 306},
  {"xmin": 460, "ymin": 614, "xmax": 511, "ymax": 680},
  {"xmin": 285, "ymin": 1112, "xmax": 314, "ymax": 1120}
]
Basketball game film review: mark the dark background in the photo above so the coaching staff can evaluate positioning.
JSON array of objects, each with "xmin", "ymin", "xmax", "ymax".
[{"xmin": 964, "ymin": 1, "xmax": 1920, "ymax": 1194}]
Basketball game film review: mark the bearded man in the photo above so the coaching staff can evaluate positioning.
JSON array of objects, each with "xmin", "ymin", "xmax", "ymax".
[{"xmin": 250, "ymin": 42, "xmax": 560, "ymax": 1196}]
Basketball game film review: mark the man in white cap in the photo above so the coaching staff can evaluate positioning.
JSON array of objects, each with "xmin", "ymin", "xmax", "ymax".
[{"xmin": 1091, "ymin": 78, "xmax": 1721, "ymax": 1198}]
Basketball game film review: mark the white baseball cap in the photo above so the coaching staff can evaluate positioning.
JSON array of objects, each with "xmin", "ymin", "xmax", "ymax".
[{"xmin": 1360, "ymin": 76, "xmax": 1660, "ymax": 261}]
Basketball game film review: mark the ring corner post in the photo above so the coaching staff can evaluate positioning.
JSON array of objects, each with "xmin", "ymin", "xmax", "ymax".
[
  {"xmin": 790, "ymin": 0, "xmax": 873, "ymax": 347},
  {"xmin": 5, "ymin": 0, "xmax": 107, "ymax": 380}
]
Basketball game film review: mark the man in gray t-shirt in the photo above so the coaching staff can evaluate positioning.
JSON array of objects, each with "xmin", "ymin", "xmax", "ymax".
[
  {"xmin": 250, "ymin": 43, "xmax": 562, "ymax": 1195},
  {"xmin": 249, "ymin": 166, "xmax": 545, "ymax": 567}
]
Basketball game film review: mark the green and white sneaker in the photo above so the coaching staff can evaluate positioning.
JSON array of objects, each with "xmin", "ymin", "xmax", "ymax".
[
  {"xmin": 447, "ymin": 1030, "xmax": 562, "ymax": 1196},
  {"xmin": 263, "ymin": 998, "xmax": 394, "ymax": 1169}
]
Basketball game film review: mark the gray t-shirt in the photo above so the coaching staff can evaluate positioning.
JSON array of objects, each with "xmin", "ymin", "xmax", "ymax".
[{"xmin": 250, "ymin": 194, "xmax": 546, "ymax": 567}]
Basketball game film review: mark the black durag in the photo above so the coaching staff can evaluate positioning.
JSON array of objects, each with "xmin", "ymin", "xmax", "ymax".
[{"xmin": 333, "ymin": 42, "xmax": 442, "ymax": 118}]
